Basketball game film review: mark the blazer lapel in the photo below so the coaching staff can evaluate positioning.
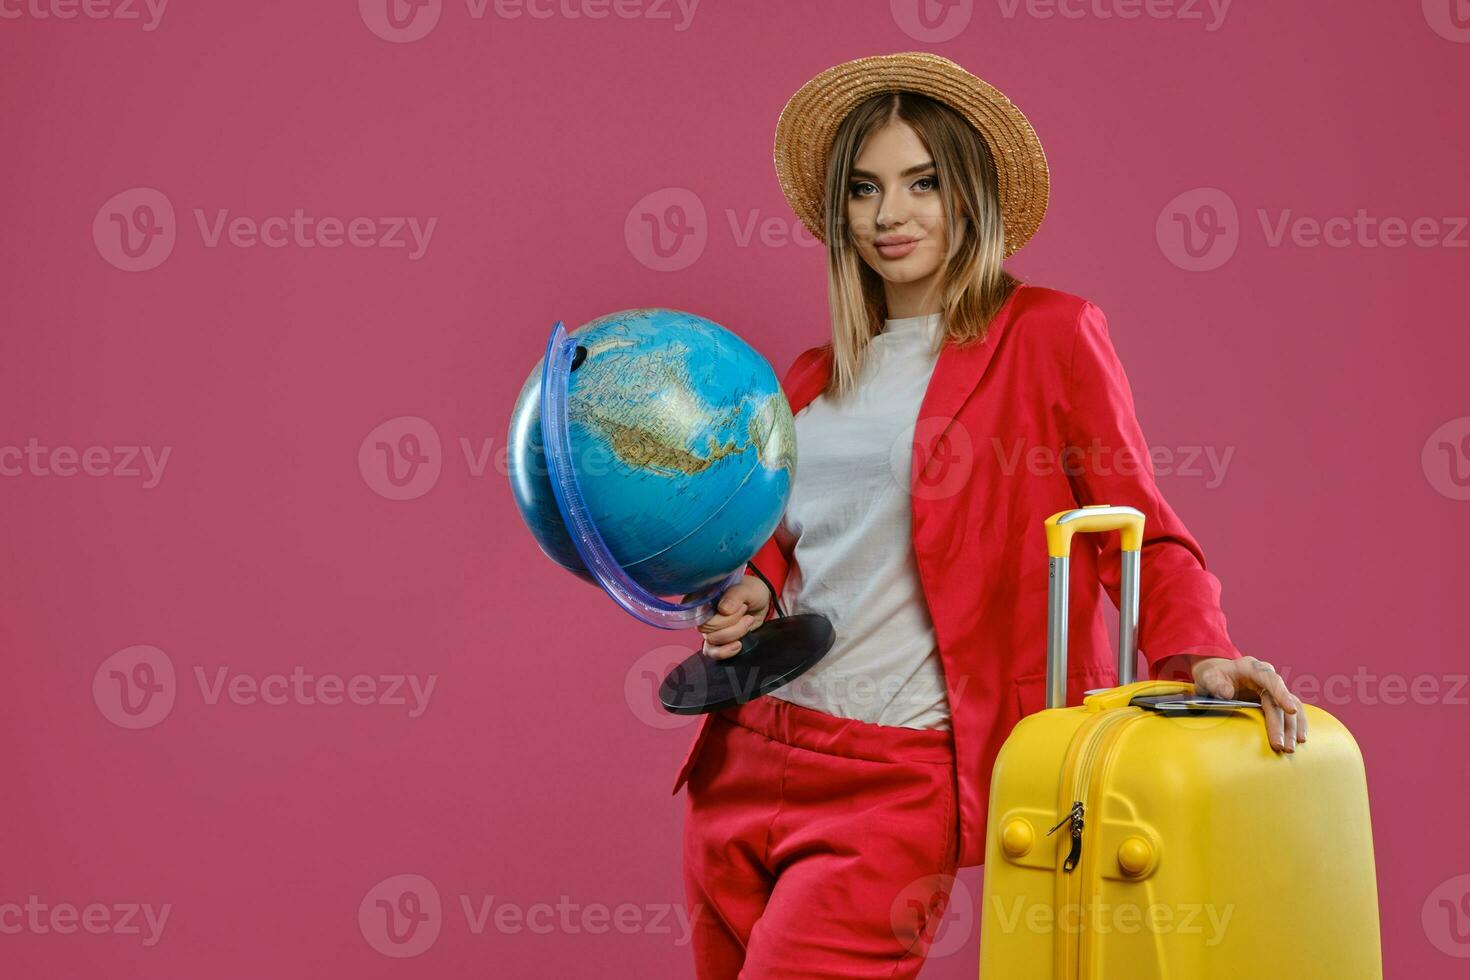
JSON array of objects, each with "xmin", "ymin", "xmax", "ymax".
[
  {"xmin": 783, "ymin": 286, "xmax": 1023, "ymax": 492},
  {"xmin": 913, "ymin": 303, "xmax": 1015, "ymax": 488}
]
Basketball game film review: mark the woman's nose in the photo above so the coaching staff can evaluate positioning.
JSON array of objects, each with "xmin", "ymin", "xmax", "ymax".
[
  {"xmin": 876, "ymin": 199, "xmax": 912, "ymax": 231},
  {"xmin": 876, "ymin": 204, "xmax": 906, "ymax": 229}
]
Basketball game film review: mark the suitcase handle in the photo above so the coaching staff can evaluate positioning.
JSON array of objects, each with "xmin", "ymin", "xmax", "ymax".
[{"xmin": 1044, "ymin": 505, "xmax": 1144, "ymax": 709}]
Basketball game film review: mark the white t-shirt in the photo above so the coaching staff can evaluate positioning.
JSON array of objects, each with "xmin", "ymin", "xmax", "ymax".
[{"xmin": 765, "ymin": 312, "xmax": 953, "ymax": 731}]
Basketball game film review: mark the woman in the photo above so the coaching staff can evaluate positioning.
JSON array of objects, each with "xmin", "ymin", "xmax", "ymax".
[{"xmin": 675, "ymin": 52, "xmax": 1305, "ymax": 979}]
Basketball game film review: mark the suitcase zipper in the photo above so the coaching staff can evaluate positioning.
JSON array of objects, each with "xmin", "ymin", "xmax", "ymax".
[
  {"xmin": 1055, "ymin": 706, "xmax": 1151, "ymax": 980},
  {"xmin": 1046, "ymin": 800, "xmax": 1085, "ymax": 872},
  {"xmin": 1048, "ymin": 707, "xmax": 1135, "ymax": 874}
]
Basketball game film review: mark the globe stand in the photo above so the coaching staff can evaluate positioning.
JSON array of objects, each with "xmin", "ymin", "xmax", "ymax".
[
  {"xmin": 659, "ymin": 612, "xmax": 835, "ymax": 715},
  {"xmin": 536, "ymin": 317, "xmax": 834, "ymax": 716}
]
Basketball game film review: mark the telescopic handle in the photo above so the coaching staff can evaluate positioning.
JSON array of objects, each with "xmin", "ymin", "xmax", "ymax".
[{"xmin": 1043, "ymin": 505, "xmax": 1145, "ymax": 709}]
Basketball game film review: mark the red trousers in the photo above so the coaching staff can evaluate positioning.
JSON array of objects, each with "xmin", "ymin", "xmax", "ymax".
[{"xmin": 681, "ymin": 695, "xmax": 960, "ymax": 979}]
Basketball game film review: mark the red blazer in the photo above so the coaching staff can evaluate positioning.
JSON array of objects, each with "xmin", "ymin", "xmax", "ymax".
[{"xmin": 672, "ymin": 283, "xmax": 1243, "ymax": 869}]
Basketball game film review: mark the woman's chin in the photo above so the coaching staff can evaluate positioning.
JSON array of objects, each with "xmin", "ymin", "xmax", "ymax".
[{"xmin": 869, "ymin": 262, "xmax": 941, "ymax": 285}]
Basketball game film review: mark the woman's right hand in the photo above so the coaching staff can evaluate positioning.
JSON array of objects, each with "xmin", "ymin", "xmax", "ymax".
[{"xmin": 688, "ymin": 575, "xmax": 772, "ymax": 660}]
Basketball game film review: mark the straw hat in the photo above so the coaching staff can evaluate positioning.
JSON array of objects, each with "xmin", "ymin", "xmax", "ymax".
[{"xmin": 773, "ymin": 52, "xmax": 1049, "ymax": 258}]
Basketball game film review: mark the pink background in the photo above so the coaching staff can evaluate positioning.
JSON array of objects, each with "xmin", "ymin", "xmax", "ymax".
[{"xmin": 3, "ymin": 1, "xmax": 1467, "ymax": 976}]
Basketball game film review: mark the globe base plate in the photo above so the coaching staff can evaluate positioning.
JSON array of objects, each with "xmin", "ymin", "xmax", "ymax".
[{"xmin": 658, "ymin": 613, "xmax": 836, "ymax": 715}]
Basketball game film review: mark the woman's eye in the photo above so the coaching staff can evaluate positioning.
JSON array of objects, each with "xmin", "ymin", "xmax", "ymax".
[{"xmin": 849, "ymin": 176, "xmax": 937, "ymax": 197}]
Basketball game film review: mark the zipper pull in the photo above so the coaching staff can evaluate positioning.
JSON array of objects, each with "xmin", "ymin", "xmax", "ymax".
[{"xmin": 1046, "ymin": 801, "xmax": 1085, "ymax": 873}]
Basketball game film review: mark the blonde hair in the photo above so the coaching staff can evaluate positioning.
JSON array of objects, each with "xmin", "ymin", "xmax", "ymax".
[{"xmin": 821, "ymin": 91, "xmax": 1022, "ymax": 400}]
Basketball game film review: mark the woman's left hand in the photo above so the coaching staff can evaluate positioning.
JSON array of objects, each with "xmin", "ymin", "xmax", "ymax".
[{"xmin": 1188, "ymin": 656, "xmax": 1307, "ymax": 754}]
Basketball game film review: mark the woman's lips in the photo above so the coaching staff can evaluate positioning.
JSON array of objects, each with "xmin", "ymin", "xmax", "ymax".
[{"xmin": 876, "ymin": 239, "xmax": 919, "ymax": 259}]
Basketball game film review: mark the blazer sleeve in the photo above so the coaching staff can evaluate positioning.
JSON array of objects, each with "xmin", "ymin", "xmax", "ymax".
[{"xmin": 1063, "ymin": 301, "xmax": 1243, "ymax": 675}]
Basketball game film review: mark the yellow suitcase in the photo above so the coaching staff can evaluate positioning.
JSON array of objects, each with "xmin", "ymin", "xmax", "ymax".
[{"xmin": 978, "ymin": 506, "xmax": 1382, "ymax": 979}]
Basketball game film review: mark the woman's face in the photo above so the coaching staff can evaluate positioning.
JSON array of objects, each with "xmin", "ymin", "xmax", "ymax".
[{"xmin": 845, "ymin": 120, "xmax": 949, "ymax": 291}]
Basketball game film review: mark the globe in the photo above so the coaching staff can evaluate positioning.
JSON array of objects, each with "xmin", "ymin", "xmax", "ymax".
[{"xmin": 506, "ymin": 308, "xmax": 796, "ymax": 600}]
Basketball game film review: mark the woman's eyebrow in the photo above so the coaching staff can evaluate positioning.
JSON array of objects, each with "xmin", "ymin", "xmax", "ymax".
[{"xmin": 849, "ymin": 161, "xmax": 936, "ymax": 179}]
